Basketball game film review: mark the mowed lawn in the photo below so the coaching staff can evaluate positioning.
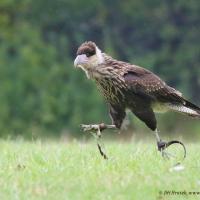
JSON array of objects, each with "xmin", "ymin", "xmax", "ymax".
[{"xmin": 0, "ymin": 140, "xmax": 200, "ymax": 200}]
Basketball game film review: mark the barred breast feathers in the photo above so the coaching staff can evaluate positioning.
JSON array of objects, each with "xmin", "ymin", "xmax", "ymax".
[{"xmin": 90, "ymin": 54, "xmax": 127, "ymax": 103}]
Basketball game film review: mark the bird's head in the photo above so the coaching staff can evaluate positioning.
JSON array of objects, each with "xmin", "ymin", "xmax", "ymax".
[{"xmin": 74, "ymin": 41, "xmax": 104, "ymax": 71}]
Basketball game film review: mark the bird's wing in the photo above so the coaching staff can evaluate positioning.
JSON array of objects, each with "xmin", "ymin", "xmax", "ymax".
[{"xmin": 123, "ymin": 65, "xmax": 184, "ymax": 104}]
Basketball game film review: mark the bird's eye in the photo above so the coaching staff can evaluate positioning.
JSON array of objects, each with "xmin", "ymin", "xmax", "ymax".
[{"xmin": 86, "ymin": 52, "xmax": 91, "ymax": 57}]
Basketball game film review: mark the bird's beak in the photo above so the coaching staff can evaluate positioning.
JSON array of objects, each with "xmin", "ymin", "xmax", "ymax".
[{"xmin": 74, "ymin": 54, "xmax": 88, "ymax": 68}]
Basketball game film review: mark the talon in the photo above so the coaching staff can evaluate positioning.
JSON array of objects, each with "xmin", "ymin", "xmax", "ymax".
[
  {"xmin": 161, "ymin": 150, "xmax": 170, "ymax": 159},
  {"xmin": 161, "ymin": 150, "xmax": 176, "ymax": 159}
]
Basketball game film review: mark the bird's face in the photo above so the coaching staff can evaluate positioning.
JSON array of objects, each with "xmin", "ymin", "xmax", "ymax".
[{"xmin": 74, "ymin": 41, "xmax": 104, "ymax": 71}]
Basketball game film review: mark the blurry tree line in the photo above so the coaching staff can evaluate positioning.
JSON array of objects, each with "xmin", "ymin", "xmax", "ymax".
[{"xmin": 0, "ymin": 0, "xmax": 199, "ymax": 138}]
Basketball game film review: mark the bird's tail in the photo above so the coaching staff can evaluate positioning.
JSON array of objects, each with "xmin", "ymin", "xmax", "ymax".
[{"xmin": 169, "ymin": 99, "xmax": 200, "ymax": 118}]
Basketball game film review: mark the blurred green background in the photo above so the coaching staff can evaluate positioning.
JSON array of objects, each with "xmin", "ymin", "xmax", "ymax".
[{"xmin": 0, "ymin": 0, "xmax": 199, "ymax": 140}]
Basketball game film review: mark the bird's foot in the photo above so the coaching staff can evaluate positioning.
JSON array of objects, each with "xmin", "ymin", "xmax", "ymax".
[
  {"xmin": 157, "ymin": 140, "xmax": 186, "ymax": 161},
  {"xmin": 80, "ymin": 123, "xmax": 116, "ymax": 159},
  {"xmin": 157, "ymin": 140, "xmax": 168, "ymax": 152},
  {"xmin": 161, "ymin": 150, "xmax": 178, "ymax": 160},
  {"xmin": 80, "ymin": 123, "xmax": 116, "ymax": 135},
  {"xmin": 157, "ymin": 140, "xmax": 170, "ymax": 159}
]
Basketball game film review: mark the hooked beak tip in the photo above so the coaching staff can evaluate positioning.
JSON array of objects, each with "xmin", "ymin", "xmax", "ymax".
[{"xmin": 74, "ymin": 54, "xmax": 88, "ymax": 68}]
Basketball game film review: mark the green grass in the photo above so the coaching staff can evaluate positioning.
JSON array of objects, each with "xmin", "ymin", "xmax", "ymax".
[{"xmin": 0, "ymin": 140, "xmax": 200, "ymax": 200}]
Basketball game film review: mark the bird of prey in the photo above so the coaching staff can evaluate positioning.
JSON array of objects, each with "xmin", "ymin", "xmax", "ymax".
[{"xmin": 74, "ymin": 41, "xmax": 200, "ymax": 157}]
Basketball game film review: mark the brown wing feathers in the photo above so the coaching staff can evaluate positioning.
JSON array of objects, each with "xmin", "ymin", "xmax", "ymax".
[
  {"xmin": 123, "ymin": 65, "xmax": 200, "ymax": 118},
  {"xmin": 124, "ymin": 67, "xmax": 184, "ymax": 104}
]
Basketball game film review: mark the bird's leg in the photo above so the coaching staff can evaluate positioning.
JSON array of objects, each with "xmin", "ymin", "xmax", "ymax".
[
  {"xmin": 95, "ymin": 129, "xmax": 108, "ymax": 159},
  {"xmin": 153, "ymin": 129, "xmax": 170, "ymax": 159},
  {"xmin": 80, "ymin": 123, "xmax": 116, "ymax": 159}
]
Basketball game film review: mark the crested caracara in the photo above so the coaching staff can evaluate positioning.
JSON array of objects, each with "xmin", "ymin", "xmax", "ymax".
[{"xmin": 74, "ymin": 41, "xmax": 200, "ymax": 157}]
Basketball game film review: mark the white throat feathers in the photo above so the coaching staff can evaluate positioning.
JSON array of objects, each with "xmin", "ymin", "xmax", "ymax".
[{"xmin": 95, "ymin": 46, "xmax": 104, "ymax": 65}]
